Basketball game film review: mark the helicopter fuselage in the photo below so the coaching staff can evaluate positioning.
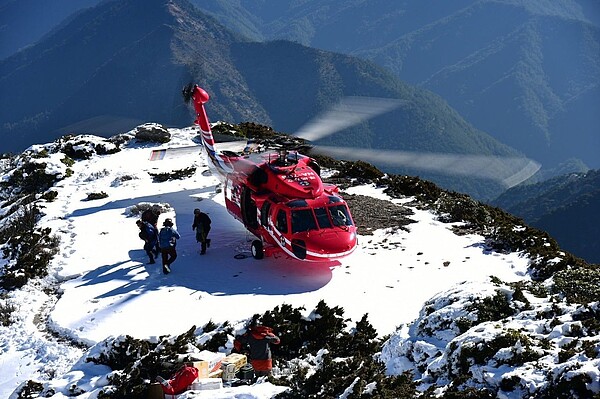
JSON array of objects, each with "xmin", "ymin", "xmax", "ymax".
[
  {"xmin": 185, "ymin": 83, "xmax": 358, "ymax": 261},
  {"xmin": 222, "ymin": 152, "xmax": 357, "ymax": 261}
]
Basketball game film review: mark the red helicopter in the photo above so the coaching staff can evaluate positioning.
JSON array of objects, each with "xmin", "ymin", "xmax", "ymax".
[
  {"xmin": 178, "ymin": 84, "xmax": 362, "ymax": 262},
  {"xmin": 156, "ymin": 84, "xmax": 540, "ymax": 261}
]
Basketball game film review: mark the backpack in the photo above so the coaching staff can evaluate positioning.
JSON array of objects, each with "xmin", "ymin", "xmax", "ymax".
[
  {"xmin": 159, "ymin": 227, "xmax": 176, "ymax": 248},
  {"xmin": 138, "ymin": 229, "xmax": 148, "ymax": 241},
  {"xmin": 161, "ymin": 365, "xmax": 199, "ymax": 395}
]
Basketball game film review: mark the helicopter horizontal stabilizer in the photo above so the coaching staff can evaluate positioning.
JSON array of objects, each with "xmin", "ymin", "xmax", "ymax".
[{"xmin": 149, "ymin": 145, "xmax": 202, "ymax": 161}]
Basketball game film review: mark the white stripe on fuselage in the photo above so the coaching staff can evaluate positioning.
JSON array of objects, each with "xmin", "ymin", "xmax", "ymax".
[{"xmin": 266, "ymin": 220, "xmax": 355, "ymax": 260}]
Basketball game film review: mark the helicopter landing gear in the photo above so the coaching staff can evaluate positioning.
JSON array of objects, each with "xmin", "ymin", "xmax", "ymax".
[{"xmin": 251, "ymin": 240, "xmax": 264, "ymax": 260}]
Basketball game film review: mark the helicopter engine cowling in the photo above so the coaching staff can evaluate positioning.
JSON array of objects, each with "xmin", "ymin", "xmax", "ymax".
[{"xmin": 263, "ymin": 157, "xmax": 323, "ymax": 199}]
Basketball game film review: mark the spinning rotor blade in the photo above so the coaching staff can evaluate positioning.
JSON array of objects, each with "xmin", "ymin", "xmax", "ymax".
[
  {"xmin": 294, "ymin": 97, "xmax": 403, "ymax": 142},
  {"xmin": 312, "ymin": 146, "xmax": 541, "ymax": 188}
]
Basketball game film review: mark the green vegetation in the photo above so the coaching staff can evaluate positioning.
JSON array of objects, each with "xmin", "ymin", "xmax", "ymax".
[
  {"xmin": 553, "ymin": 267, "xmax": 600, "ymax": 304},
  {"xmin": 0, "ymin": 204, "xmax": 59, "ymax": 290},
  {"xmin": 86, "ymin": 192, "xmax": 109, "ymax": 201},
  {"xmin": 149, "ymin": 167, "xmax": 197, "ymax": 182},
  {"xmin": 84, "ymin": 301, "xmax": 418, "ymax": 399},
  {"xmin": 0, "ymin": 293, "xmax": 15, "ymax": 326},
  {"xmin": 1, "ymin": 161, "xmax": 60, "ymax": 195}
]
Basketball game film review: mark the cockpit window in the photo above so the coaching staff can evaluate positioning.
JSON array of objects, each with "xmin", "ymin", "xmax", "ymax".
[
  {"xmin": 314, "ymin": 207, "xmax": 332, "ymax": 228},
  {"xmin": 291, "ymin": 209, "xmax": 318, "ymax": 233},
  {"xmin": 330, "ymin": 204, "xmax": 352, "ymax": 227},
  {"xmin": 276, "ymin": 209, "xmax": 288, "ymax": 233}
]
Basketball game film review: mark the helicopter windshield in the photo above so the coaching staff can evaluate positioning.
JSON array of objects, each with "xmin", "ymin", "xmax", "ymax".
[
  {"xmin": 330, "ymin": 204, "xmax": 352, "ymax": 227},
  {"xmin": 291, "ymin": 204, "xmax": 353, "ymax": 233}
]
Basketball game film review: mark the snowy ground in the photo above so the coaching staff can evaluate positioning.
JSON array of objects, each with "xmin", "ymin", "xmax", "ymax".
[{"xmin": 0, "ymin": 128, "xmax": 535, "ymax": 398}]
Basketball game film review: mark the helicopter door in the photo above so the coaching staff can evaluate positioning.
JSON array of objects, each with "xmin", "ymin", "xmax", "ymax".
[
  {"xmin": 275, "ymin": 209, "xmax": 288, "ymax": 233},
  {"xmin": 241, "ymin": 186, "xmax": 259, "ymax": 229},
  {"xmin": 260, "ymin": 201, "xmax": 271, "ymax": 228}
]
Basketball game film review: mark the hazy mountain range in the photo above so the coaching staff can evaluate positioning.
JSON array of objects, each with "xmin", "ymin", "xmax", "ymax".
[
  {"xmin": 0, "ymin": 0, "xmax": 535, "ymax": 201},
  {"xmin": 192, "ymin": 0, "xmax": 600, "ymax": 172},
  {"xmin": 2, "ymin": 0, "xmax": 597, "ymax": 174},
  {"xmin": 493, "ymin": 168, "xmax": 600, "ymax": 263}
]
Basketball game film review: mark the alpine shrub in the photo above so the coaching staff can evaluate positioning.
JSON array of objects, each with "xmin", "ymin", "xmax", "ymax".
[{"xmin": 0, "ymin": 204, "xmax": 59, "ymax": 290}]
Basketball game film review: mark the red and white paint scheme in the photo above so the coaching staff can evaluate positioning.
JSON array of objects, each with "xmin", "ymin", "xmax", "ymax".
[{"xmin": 180, "ymin": 84, "xmax": 357, "ymax": 261}]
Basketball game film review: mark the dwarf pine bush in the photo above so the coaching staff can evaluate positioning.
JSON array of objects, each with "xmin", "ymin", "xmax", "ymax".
[
  {"xmin": 0, "ymin": 204, "xmax": 60, "ymax": 290},
  {"xmin": 149, "ymin": 166, "xmax": 196, "ymax": 182}
]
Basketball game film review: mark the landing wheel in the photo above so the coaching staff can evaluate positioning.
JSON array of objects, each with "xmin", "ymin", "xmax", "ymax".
[{"xmin": 251, "ymin": 240, "xmax": 264, "ymax": 260}]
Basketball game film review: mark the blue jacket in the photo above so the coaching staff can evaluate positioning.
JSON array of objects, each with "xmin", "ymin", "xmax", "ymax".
[
  {"xmin": 144, "ymin": 221, "xmax": 158, "ymax": 245},
  {"xmin": 158, "ymin": 226, "xmax": 180, "ymax": 248}
]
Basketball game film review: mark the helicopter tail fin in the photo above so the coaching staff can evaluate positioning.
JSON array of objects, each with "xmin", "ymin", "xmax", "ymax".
[{"xmin": 185, "ymin": 84, "xmax": 233, "ymax": 176}]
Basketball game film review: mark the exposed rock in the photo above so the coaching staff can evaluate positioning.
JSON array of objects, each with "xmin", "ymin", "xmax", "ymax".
[{"xmin": 134, "ymin": 123, "xmax": 170, "ymax": 143}]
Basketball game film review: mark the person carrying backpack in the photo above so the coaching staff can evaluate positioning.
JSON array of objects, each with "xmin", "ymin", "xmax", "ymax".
[
  {"xmin": 233, "ymin": 319, "xmax": 280, "ymax": 377},
  {"xmin": 141, "ymin": 206, "xmax": 161, "ymax": 228},
  {"xmin": 158, "ymin": 218, "xmax": 180, "ymax": 274},
  {"xmin": 192, "ymin": 208, "xmax": 211, "ymax": 255},
  {"xmin": 137, "ymin": 219, "xmax": 158, "ymax": 264}
]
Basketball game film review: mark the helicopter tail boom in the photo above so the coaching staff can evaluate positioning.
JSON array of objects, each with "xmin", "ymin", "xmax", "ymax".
[{"xmin": 185, "ymin": 83, "xmax": 233, "ymax": 177}]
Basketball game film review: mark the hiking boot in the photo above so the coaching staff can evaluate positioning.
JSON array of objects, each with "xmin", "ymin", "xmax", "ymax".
[
  {"xmin": 163, "ymin": 264, "xmax": 171, "ymax": 274},
  {"xmin": 148, "ymin": 260, "xmax": 156, "ymax": 264}
]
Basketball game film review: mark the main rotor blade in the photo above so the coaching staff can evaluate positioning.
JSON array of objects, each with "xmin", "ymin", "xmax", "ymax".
[
  {"xmin": 294, "ymin": 97, "xmax": 403, "ymax": 142},
  {"xmin": 312, "ymin": 146, "xmax": 541, "ymax": 188}
]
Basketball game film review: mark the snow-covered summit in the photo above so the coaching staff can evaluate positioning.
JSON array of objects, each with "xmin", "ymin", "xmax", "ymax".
[{"xmin": 0, "ymin": 127, "xmax": 597, "ymax": 398}]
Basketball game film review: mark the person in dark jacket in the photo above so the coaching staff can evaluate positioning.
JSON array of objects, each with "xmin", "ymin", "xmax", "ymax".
[
  {"xmin": 233, "ymin": 320, "xmax": 280, "ymax": 377},
  {"xmin": 141, "ymin": 207, "xmax": 160, "ymax": 228},
  {"xmin": 192, "ymin": 208, "xmax": 211, "ymax": 255},
  {"xmin": 158, "ymin": 218, "xmax": 180, "ymax": 274},
  {"xmin": 137, "ymin": 219, "xmax": 158, "ymax": 264}
]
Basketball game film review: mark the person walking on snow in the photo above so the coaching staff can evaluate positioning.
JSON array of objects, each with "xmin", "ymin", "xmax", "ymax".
[
  {"xmin": 137, "ymin": 219, "xmax": 158, "ymax": 264},
  {"xmin": 158, "ymin": 218, "xmax": 180, "ymax": 274},
  {"xmin": 233, "ymin": 320, "xmax": 280, "ymax": 377},
  {"xmin": 192, "ymin": 208, "xmax": 211, "ymax": 254}
]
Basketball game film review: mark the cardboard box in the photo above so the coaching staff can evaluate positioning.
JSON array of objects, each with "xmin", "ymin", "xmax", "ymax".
[
  {"xmin": 186, "ymin": 360, "xmax": 210, "ymax": 379},
  {"xmin": 190, "ymin": 377, "xmax": 222, "ymax": 391},
  {"xmin": 185, "ymin": 351, "xmax": 226, "ymax": 379},
  {"xmin": 197, "ymin": 350, "xmax": 225, "ymax": 373},
  {"xmin": 221, "ymin": 353, "xmax": 247, "ymax": 372},
  {"xmin": 208, "ymin": 369, "xmax": 223, "ymax": 379}
]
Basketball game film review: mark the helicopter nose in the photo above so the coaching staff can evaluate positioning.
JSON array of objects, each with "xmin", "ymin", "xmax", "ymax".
[{"xmin": 308, "ymin": 230, "xmax": 357, "ymax": 258}]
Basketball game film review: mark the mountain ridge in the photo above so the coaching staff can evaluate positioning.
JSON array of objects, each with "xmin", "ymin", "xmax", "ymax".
[
  {"xmin": 191, "ymin": 0, "xmax": 600, "ymax": 171},
  {"xmin": 0, "ymin": 0, "xmax": 533, "ymax": 200},
  {"xmin": 492, "ymin": 168, "xmax": 600, "ymax": 263}
]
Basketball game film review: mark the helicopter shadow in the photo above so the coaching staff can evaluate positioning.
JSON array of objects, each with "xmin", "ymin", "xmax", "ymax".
[{"xmin": 66, "ymin": 185, "xmax": 336, "ymax": 300}]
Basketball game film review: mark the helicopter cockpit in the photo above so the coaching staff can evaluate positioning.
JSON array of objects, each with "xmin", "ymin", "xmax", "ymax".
[{"xmin": 287, "ymin": 196, "xmax": 354, "ymax": 234}]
